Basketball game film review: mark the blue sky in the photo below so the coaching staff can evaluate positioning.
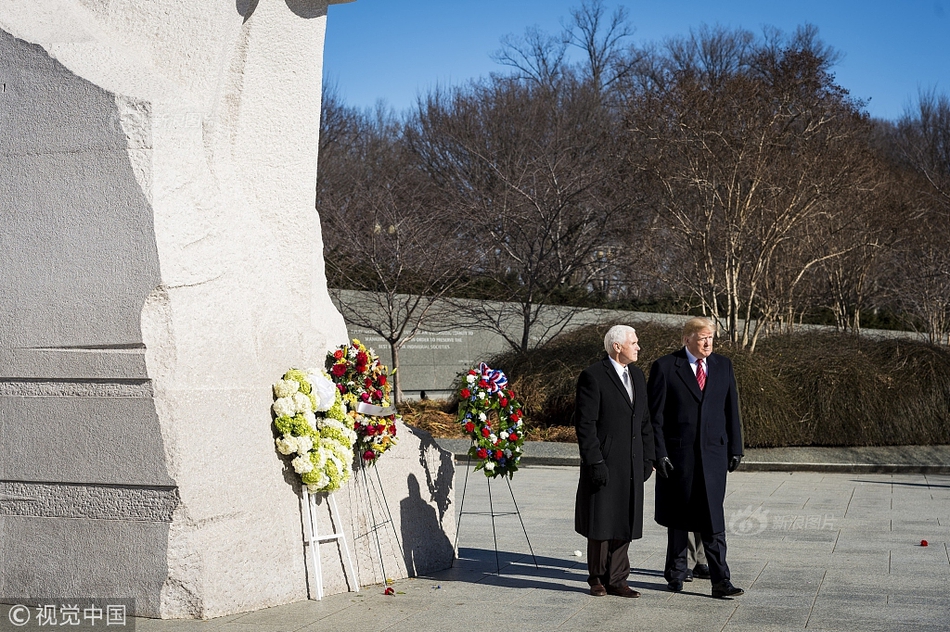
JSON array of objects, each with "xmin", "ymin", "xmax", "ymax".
[{"xmin": 323, "ymin": 0, "xmax": 949, "ymax": 121}]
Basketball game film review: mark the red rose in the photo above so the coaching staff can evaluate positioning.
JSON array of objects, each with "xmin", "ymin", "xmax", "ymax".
[
  {"xmin": 460, "ymin": 388, "xmax": 471, "ymax": 399},
  {"xmin": 464, "ymin": 421, "xmax": 475, "ymax": 433},
  {"xmin": 364, "ymin": 377, "xmax": 374, "ymax": 389},
  {"xmin": 331, "ymin": 363, "xmax": 346, "ymax": 377},
  {"xmin": 479, "ymin": 380, "xmax": 488, "ymax": 388},
  {"xmin": 374, "ymin": 389, "xmax": 383, "ymax": 399},
  {"xmin": 508, "ymin": 432, "xmax": 518, "ymax": 442},
  {"xmin": 379, "ymin": 375, "xmax": 387, "ymax": 385},
  {"xmin": 499, "ymin": 397, "xmax": 508, "ymax": 407},
  {"xmin": 336, "ymin": 383, "xmax": 345, "ymax": 393},
  {"xmin": 363, "ymin": 450, "xmax": 375, "ymax": 461},
  {"xmin": 476, "ymin": 448, "xmax": 488, "ymax": 459},
  {"xmin": 333, "ymin": 349, "xmax": 344, "ymax": 359},
  {"xmin": 356, "ymin": 363, "xmax": 367, "ymax": 374},
  {"xmin": 469, "ymin": 370, "xmax": 477, "ymax": 376},
  {"xmin": 481, "ymin": 427, "xmax": 491, "ymax": 437},
  {"xmin": 511, "ymin": 411, "xmax": 521, "ymax": 421},
  {"xmin": 356, "ymin": 351, "xmax": 368, "ymax": 365},
  {"xmin": 360, "ymin": 392, "xmax": 370, "ymax": 402},
  {"xmin": 495, "ymin": 450, "xmax": 503, "ymax": 460}
]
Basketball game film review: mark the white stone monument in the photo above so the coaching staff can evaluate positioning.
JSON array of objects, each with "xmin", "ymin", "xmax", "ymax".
[{"xmin": 0, "ymin": 0, "xmax": 455, "ymax": 619}]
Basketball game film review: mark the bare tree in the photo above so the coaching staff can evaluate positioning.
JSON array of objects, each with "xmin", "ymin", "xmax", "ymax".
[
  {"xmin": 622, "ymin": 25, "xmax": 874, "ymax": 349},
  {"xmin": 317, "ymin": 93, "xmax": 465, "ymax": 402},
  {"xmin": 407, "ymin": 77, "xmax": 624, "ymax": 352},
  {"xmin": 889, "ymin": 91, "xmax": 950, "ymax": 343}
]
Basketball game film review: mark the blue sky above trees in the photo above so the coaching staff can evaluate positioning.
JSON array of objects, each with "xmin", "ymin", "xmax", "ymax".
[{"xmin": 323, "ymin": 0, "xmax": 949, "ymax": 121}]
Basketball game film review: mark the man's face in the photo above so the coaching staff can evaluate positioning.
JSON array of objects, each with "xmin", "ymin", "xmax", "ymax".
[
  {"xmin": 684, "ymin": 328, "xmax": 715, "ymax": 359},
  {"xmin": 613, "ymin": 333, "xmax": 640, "ymax": 366}
]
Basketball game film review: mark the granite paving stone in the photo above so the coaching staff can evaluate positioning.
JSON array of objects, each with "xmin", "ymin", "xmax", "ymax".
[{"xmin": 119, "ymin": 446, "xmax": 950, "ymax": 631}]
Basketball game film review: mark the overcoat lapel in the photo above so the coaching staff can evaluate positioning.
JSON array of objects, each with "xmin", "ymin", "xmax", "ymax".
[
  {"xmin": 674, "ymin": 351, "xmax": 704, "ymax": 402},
  {"xmin": 601, "ymin": 359, "xmax": 634, "ymax": 409}
]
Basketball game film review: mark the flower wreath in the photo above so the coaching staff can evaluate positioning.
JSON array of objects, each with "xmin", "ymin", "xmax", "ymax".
[
  {"xmin": 271, "ymin": 368, "xmax": 357, "ymax": 494},
  {"xmin": 327, "ymin": 339, "xmax": 399, "ymax": 463},
  {"xmin": 457, "ymin": 362, "xmax": 526, "ymax": 479}
]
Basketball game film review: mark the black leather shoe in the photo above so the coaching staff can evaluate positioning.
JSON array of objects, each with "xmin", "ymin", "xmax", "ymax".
[
  {"xmin": 606, "ymin": 584, "xmax": 640, "ymax": 598},
  {"xmin": 693, "ymin": 563, "xmax": 711, "ymax": 579},
  {"xmin": 684, "ymin": 568, "xmax": 693, "ymax": 582},
  {"xmin": 667, "ymin": 579, "xmax": 683, "ymax": 592},
  {"xmin": 589, "ymin": 584, "xmax": 607, "ymax": 597},
  {"xmin": 711, "ymin": 580, "xmax": 744, "ymax": 598}
]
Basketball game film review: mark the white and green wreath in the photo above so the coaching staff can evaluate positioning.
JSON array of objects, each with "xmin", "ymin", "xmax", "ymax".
[{"xmin": 271, "ymin": 368, "xmax": 356, "ymax": 494}]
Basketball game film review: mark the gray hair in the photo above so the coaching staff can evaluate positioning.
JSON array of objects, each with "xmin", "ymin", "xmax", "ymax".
[{"xmin": 604, "ymin": 325, "xmax": 637, "ymax": 353}]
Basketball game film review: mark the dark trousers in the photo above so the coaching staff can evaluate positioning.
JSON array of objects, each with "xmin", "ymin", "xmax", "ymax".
[
  {"xmin": 587, "ymin": 538, "xmax": 631, "ymax": 588},
  {"xmin": 665, "ymin": 528, "xmax": 730, "ymax": 584}
]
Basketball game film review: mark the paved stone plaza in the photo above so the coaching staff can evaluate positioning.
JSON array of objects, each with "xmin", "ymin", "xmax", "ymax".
[{"xmin": 112, "ymin": 457, "xmax": 950, "ymax": 632}]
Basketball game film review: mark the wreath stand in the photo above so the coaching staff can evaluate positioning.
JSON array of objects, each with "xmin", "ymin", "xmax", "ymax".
[
  {"xmin": 353, "ymin": 459, "xmax": 406, "ymax": 584},
  {"xmin": 453, "ymin": 451, "xmax": 538, "ymax": 575},
  {"xmin": 300, "ymin": 490, "xmax": 359, "ymax": 600}
]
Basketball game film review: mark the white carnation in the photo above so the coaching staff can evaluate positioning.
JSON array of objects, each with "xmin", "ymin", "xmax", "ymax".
[
  {"xmin": 489, "ymin": 434, "xmax": 497, "ymax": 443},
  {"xmin": 466, "ymin": 374, "xmax": 476, "ymax": 384},
  {"xmin": 479, "ymin": 412, "xmax": 487, "ymax": 422},
  {"xmin": 293, "ymin": 392, "xmax": 313, "ymax": 414},
  {"xmin": 273, "ymin": 379, "xmax": 300, "ymax": 399},
  {"xmin": 273, "ymin": 397, "xmax": 296, "ymax": 419},
  {"xmin": 308, "ymin": 370, "xmax": 337, "ymax": 412},
  {"xmin": 295, "ymin": 435, "xmax": 314, "ymax": 455},
  {"xmin": 500, "ymin": 431, "xmax": 510, "ymax": 440},
  {"xmin": 478, "ymin": 391, "xmax": 486, "ymax": 399},
  {"xmin": 291, "ymin": 455, "xmax": 314, "ymax": 474},
  {"xmin": 484, "ymin": 461, "xmax": 496, "ymax": 472},
  {"xmin": 275, "ymin": 435, "xmax": 298, "ymax": 455}
]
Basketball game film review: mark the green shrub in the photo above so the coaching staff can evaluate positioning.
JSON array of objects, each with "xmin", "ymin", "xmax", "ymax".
[{"xmin": 488, "ymin": 322, "xmax": 950, "ymax": 447}]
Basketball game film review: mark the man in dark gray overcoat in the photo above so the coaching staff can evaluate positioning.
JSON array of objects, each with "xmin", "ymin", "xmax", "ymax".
[
  {"xmin": 649, "ymin": 316, "xmax": 745, "ymax": 598},
  {"xmin": 574, "ymin": 325, "xmax": 655, "ymax": 598}
]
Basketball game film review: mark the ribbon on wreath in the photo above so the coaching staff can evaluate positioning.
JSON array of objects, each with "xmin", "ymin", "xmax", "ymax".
[
  {"xmin": 478, "ymin": 362, "xmax": 508, "ymax": 393},
  {"xmin": 356, "ymin": 402, "xmax": 396, "ymax": 417}
]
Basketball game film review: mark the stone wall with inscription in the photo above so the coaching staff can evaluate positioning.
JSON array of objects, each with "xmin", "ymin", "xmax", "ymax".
[{"xmin": 335, "ymin": 290, "xmax": 688, "ymax": 399}]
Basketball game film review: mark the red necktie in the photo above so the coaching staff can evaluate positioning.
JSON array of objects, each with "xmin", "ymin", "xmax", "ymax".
[{"xmin": 696, "ymin": 359, "xmax": 706, "ymax": 390}]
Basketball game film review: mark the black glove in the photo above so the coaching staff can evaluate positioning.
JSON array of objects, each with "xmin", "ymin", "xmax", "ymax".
[
  {"xmin": 728, "ymin": 455, "xmax": 742, "ymax": 472},
  {"xmin": 657, "ymin": 457, "xmax": 674, "ymax": 479},
  {"xmin": 644, "ymin": 460, "xmax": 654, "ymax": 481},
  {"xmin": 590, "ymin": 461, "xmax": 609, "ymax": 487}
]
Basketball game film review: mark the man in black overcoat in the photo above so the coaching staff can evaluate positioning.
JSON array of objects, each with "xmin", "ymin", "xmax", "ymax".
[
  {"xmin": 574, "ymin": 325, "xmax": 655, "ymax": 598},
  {"xmin": 648, "ymin": 317, "xmax": 745, "ymax": 598}
]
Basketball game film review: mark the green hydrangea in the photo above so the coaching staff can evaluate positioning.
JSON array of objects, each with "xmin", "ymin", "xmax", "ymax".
[{"xmin": 283, "ymin": 369, "xmax": 311, "ymax": 395}]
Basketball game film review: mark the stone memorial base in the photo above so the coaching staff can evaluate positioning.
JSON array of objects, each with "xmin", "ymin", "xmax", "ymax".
[{"xmin": 0, "ymin": 0, "xmax": 455, "ymax": 619}]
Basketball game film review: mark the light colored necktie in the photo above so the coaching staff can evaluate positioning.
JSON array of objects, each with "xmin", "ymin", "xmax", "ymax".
[
  {"xmin": 696, "ymin": 358, "xmax": 706, "ymax": 391},
  {"xmin": 622, "ymin": 368, "xmax": 633, "ymax": 402}
]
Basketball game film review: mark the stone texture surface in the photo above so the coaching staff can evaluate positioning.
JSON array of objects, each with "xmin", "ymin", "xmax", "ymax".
[{"xmin": 1, "ymin": 0, "xmax": 454, "ymax": 620}]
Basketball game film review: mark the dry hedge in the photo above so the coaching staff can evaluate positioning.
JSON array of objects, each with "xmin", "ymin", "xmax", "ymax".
[{"xmin": 482, "ymin": 322, "xmax": 950, "ymax": 447}]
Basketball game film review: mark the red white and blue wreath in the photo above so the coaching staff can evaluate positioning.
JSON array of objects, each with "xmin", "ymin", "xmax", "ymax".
[{"xmin": 457, "ymin": 362, "xmax": 526, "ymax": 479}]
